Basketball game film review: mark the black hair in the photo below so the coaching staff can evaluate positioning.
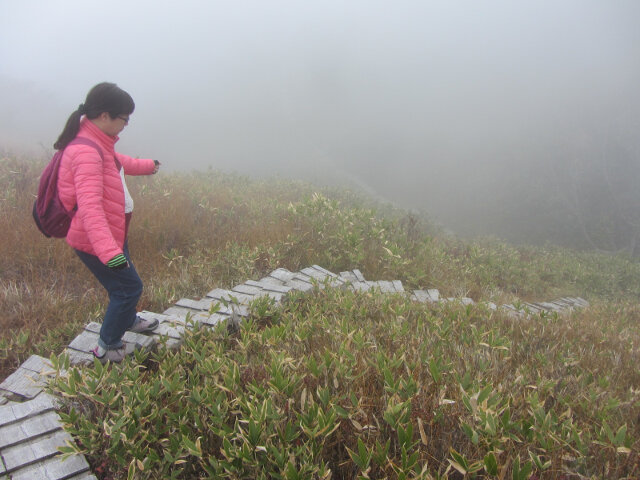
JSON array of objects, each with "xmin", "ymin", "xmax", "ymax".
[{"xmin": 53, "ymin": 82, "xmax": 135, "ymax": 150}]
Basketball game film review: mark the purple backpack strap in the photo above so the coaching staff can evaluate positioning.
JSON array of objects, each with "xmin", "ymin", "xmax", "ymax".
[{"xmin": 69, "ymin": 137, "xmax": 105, "ymax": 162}]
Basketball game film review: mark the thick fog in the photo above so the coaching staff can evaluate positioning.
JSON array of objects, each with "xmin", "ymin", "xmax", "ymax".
[{"xmin": 2, "ymin": 1, "xmax": 639, "ymax": 245}]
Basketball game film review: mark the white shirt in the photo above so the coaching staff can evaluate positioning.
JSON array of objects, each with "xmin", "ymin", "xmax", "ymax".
[{"xmin": 120, "ymin": 168, "xmax": 134, "ymax": 213}]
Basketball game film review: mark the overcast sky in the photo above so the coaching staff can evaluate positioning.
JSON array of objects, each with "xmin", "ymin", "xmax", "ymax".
[{"xmin": 2, "ymin": 1, "xmax": 639, "ymax": 231}]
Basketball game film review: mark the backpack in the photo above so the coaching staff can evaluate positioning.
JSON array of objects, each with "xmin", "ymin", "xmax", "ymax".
[{"xmin": 32, "ymin": 137, "xmax": 104, "ymax": 238}]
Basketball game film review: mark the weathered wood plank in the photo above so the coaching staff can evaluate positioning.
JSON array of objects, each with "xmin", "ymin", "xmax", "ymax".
[
  {"xmin": 537, "ymin": 302, "xmax": 563, "ymax": 312},
  {"xmin": 339, "ymin": 271, "xmax": 358, "ymax": 282},
  {"xmin": 351, "ymin": 281, "xmax": 375, "ymax": 292},
  {"xmin": 0, "ymin": 394, "xmax": 57, "ymax": 429},
  {"xmin": 310, "ymin": 265, "xmax": 339, "ymax": 277},
  {"xmin": 283, "ymin": 278, "xmax": 315, "ymax": 293},
  {"xmin": 0, "ymin": 410, "xmax": 62, "ymax": 449},
  {"xmin": 412, "ymin": 290, "xmax": 436, "ymax": 303},
  {"xmin": 232, "ymin": 284, "xmax": 263, "ymax": 296},
  {"xmin": 300, "ymin": 267, "xmax": 345, "ymax": 288},
  {"xmin": 352, "ymin": 269, "xmax": 366, "ymax": 282},
  {"xmin": 64, "ymin": 349, "xmax": 94, "ymax": 367},
  {"xmin": 246, "ymin": 279, "xmax": 292, "ymax": 294},
  {"xmin": 20, "ymin": 356, "xmax": 55, "ymax": 375},
  {"xmin": 136, "ymin": 311, "xmax": 186, "ymax": 337},
  {"xmin": 268, "ymin": 268, "xmax": 296, "ymax": 283},
  {"xmin": 372, "ymin": 281, "xmax": 396, "ymax": 293},
  {"xmin": 206, "ymin": 289, "xmax": 255, "ymax": 306},
  {"xmin": 0, "ymin": 368, "xmax": 46, "ymax": 400},
  {"xmin": 2, "ymin": 429, "xmax": 70, "ymax": 472},
  {"xmin": 176, "ymin": 297, "xmax": 216, "ymax": 311},
  {"xmin": 83, "ymin": 323, "xmax": 155, "ymax": 351},
  {"xmin": 162, "ymin": 306, "xmax": 238, "ymax": 325},
  {"xmin": 67, "ymin": 330, "xmax": 99, "ymax": 353},
  {"xmin": 8, "ymin": 452, "xmax": 90, "ymax": 480},
  {"xmin": 257, "ymin": 276, "xmax": 286, "ymax": 287}
]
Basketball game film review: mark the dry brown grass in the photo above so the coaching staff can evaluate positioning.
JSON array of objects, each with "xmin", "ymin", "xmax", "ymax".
[{"xmin": 2, "ymin": 152, "xmax": 639, "ymax": 385}]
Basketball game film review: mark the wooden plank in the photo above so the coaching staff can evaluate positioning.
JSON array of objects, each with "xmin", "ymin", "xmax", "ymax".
[
  {"xmin": 206, "ymin": 289, "xmax": 255, "ymax": 306},
  {"xmin": 351, "ymin": 281, "xmax": 375, "ymax": 292},
  {"xmin": 283, "ymin": 278, "xmax": 315, "ymax": 293},
  {"xmin": 311, "ymin": 265, "xmax": 339, "ymax": 278},
  {"xmin": 268, "ymin": 268, "xmax": 296, "ymax": 283},
  {"xmin": 538, "ymin": 302, "xmax": 563, "ymax": 312},
  {"xmin": 67, "ymin": 330, "xmax": 99, "ymax": 353},
  {"xmin": 205, "ymin": 288, "xmax": 232, "ymax": 300},
  {"xmin": 352, "ymin": 269, "xmax": 366, "ymax": 282},
  {"xmin": 0, "ymin": 368, "xmax": 46, "ymax": 400},
  {"xmin": 137, "ymin": 310, "xmax": 184, "ymax": 324},
  {"xmin": 257, "ymin": 276, "xmax": 286, "ymax": 287},
  {"xmin": 64, "ymin": 349, "xmax": 94, "ymax": 367},
  {"xmin": 195, "ymin": 312, "xmax": 229, "ymax": 327},
  {"xmin": 0, "ymin": 410, "xmax": 62, "ymax": 449},
  {"xmin": 8, "ymin": 452, "xmax": 90, "ymax": 480},
  {"xmin": 163, "ymin": 305, "xmax": 199, "ymax": 318},
  {"xmin": 339, "ymin": 271, "xmax": 358, "ymax": 282},
  {"xmin": 372, "ymin": 281, "xmax": 396, "ymax": 293},
  {"xmin": 300, "ymin": 267, "xmax": 345, "ymax": 287},
  {"xmin": 232, "ymin": 284, "xmax": 262, "ymax": 295},
  {"xmin": 412, "ymin": 290, "xmax": 436, "ymax": 303},
  {"xmin": 20, "ymin": 356, "xmax": 55, "ymax": 375},
  {"xmin": 162, "ymin": 305, "xmax": 239, "ymax": 324},
  {"xmin": 550, "ymin": 300, "xmax": 573, "ymax": 309},
  {"xmin": 1, "ymin": 429, "xmax": 70, "ymax": 472},
  {"xmin": 137, "ymin": 311, "xmax": 186, "ymax": 335},
  {"xmin": 292, "ymin": 271, "xmax": 313, "ymax": 282},
  {"xmin": 264, "ymin": 291, "xmax": 285, "ymax": 303},
  {"xmin": 176, "ymin": 297, "xmax": 215, "ymax": 311},
  {"xmin": 0, "ymin": 394, "xmax": 56, "ymax": 428},
  {"xmin": 574, "ymin": 297, "xmax": 589, "ymax": 307},
  {"xmin": 246, "ymin": 279, "xmax": 292, "ymax": 294},
  {"xmin": 82, "ymin": 324, "xmax": 155, "ymax": 351}
]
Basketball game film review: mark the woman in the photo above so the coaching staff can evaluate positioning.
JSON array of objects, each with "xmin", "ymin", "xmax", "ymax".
[{"xmin": 55, "ymin": 82, "xmax": 160, "ymax": 363}]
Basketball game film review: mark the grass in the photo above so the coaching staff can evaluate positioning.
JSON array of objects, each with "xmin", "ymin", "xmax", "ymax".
[
  {"xmin": 51, "ymin": 289, "xmax": 640, "ymax": 479},
  {"xmin": 2, "ymin": 151, "xmax": 640, "ymax": 478}
]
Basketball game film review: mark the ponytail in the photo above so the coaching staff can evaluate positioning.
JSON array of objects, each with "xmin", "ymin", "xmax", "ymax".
[
  {"xmin": 53, "ymin": 105, "xmax": 85, "ymax": 150},
  {"xmin": 53, "ymin": 83, "xmax": 135, "ymax": 150}
]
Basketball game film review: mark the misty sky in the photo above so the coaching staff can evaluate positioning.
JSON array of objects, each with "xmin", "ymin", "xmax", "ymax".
[{"xmin": 2, "ymin": 1, "xmax": 639, "ymax": 233}]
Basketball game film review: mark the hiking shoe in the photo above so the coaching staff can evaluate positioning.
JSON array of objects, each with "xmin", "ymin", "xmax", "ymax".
[
  {"xmin": 92, "ymin": 346, "xmax": 126, "ymax": 364},
  {"xmin": 128, "ymin": 316, "xmax": 159, "ymax": 334}
]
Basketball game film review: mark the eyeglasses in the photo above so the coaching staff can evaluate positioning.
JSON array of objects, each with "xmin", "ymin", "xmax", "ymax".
[{"xmin": 117, "ymin": 115, "xmax": 130, "ymax": 125}]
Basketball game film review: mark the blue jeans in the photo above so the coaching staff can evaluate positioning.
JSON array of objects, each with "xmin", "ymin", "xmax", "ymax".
[{"xmin": 75, "ymin": 242, "xmax": 143, "ymax": 350}]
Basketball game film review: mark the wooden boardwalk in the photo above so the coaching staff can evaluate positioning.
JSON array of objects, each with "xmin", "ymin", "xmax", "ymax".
[{"xmin": 0, "ymin": 265, "xmax": 589, "ymax": 479}]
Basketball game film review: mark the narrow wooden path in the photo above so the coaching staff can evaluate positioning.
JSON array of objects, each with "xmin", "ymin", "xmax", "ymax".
[{"xmin": 0, "ymin": 265, "xmax": 588, "ymax": 479}]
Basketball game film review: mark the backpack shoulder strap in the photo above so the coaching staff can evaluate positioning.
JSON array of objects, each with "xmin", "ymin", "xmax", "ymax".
[{"xmin": 68, "ymin": 137, "xmax": 105, "ymax": 161}]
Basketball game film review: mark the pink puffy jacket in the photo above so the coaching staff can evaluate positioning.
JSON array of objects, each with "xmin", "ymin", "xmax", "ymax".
[{"xmin": 57, "ymin": 118, "xmax": 155, "ymax": 264}]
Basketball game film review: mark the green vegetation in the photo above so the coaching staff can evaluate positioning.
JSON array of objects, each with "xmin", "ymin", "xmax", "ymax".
[
  {"xmin": 2, "ymin": 152, "xmax": 640, "ymax": 478},
  {"xmin": 52, "ymin": 290, "xmax": 640, "ymax": 478}
]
